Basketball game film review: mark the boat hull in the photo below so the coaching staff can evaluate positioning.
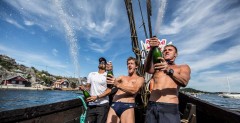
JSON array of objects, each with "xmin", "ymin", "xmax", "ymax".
[
  {"xmin": 1, "ymin": 93, "xmax": 240, "ymax": 123},
  {"xmin": 0, "ymin": 99, "xmax": 83, "ymax": 123}
]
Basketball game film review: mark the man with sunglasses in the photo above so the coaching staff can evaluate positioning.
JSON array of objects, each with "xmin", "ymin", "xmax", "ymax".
[{"xmin": 79, "ymin": 57, "xmax": 112, "ymax": 123}]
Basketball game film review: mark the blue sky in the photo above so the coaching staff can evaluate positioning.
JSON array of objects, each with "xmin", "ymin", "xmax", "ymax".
[{"xmin": 0, "ymin": 0, "xmax": 240, "ymax": 92}]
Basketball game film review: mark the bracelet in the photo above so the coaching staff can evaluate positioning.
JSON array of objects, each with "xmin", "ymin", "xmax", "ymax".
[{"xmin": 97, "ymin": 95, "xmax": 99, "ymax": 99}]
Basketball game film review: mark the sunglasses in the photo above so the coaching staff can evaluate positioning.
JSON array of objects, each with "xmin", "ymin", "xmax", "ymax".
[{"xmin": 99, "ymin": 61, "xmax": 106, "ymax": 64}]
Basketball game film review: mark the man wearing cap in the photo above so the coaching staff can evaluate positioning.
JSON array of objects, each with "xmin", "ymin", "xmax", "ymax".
[{"xmin": 79, "ymin": 57, "xmax": 112, "ymax": 123}]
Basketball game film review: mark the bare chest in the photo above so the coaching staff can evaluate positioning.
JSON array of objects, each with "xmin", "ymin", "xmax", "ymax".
[
  {"xmin": 153, "ymin": 72, "xmax": 178, "ymax": 88},
  {"xmin": 122, "ymin": 77, "xmax": 137, "ymax": 85}
]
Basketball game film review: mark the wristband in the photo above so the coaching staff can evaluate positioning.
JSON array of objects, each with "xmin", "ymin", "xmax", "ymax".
[{"xmin": 167, "ymin": 69, "xmax": 174, "ymax": 76}]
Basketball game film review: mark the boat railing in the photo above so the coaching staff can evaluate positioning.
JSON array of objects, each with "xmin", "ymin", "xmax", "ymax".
[
  {"xmin": 0, "ymin": 98, "xmax": 84, "ymax": 123},
  {"xmin": 179, "ymin": 92, "xmax": 240, "ymax": 123}
]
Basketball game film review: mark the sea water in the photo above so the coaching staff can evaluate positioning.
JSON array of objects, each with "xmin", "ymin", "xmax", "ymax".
[
  {"xmin": 0, "ymin": 90, "xmax": 239, "ymax": 112},
  {"xmin": 0, "ymin": 89, "xmax": 81, "ymax": 111}
]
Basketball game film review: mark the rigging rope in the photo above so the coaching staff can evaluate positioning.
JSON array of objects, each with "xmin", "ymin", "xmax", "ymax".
[
  {"xmin": 146, "ymin": 0, "xmax": 153, "ymax": 38},
  {"xmin": 138, "ymin": 0, "xmax": 148, "ymax": 39},
  {"xmin": 124, "ymin": 0, "xmax": 144, "ymax": 76},
  {"xmin": 124, "ymin": 0, "xmax": 154, "ymax": 108}
]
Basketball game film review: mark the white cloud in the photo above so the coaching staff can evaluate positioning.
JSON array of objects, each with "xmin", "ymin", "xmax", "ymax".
[
  {"xmin": 87, "ymin": 38, "xmax": 112, "ymax": 53},
  {"xmin": 52, "ymin": 49, "xmax": 58, "ymax": 56},
  {"xmin": 3, "ymin": 0, "xmax": 124, "ymax": 54},
  {"xmin": 5, "ymin": 18, "xmax": 24, "ymax": 29},
  {"xmin": 188, "ymin": 71, "xmax": 240, "ymax": 92},
  {"xmin": 0, "ymin": 44, "xmax": 67, "ymax": 69},
  {"xmin": 191, "ymin": 45, "xmax": 240, "ymax": 72},
  {"xmin": 24, "ymin": 20, "xmax": 34, "ymax": 26},
  {"xmin": 161, "ymin": 0, "xmax": 240, "ymax": 55}
]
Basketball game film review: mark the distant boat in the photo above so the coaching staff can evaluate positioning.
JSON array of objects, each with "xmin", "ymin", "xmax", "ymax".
[
  {"xmin": 221, "ymin": 93, "xmax": 240, "ymax": 99},
  {"xmin": 219, "ymin": 77, "xmax": 240, "ymax": 99}
]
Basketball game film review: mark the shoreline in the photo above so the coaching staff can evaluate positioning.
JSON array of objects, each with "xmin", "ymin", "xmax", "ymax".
[
  {"xmin": 0, "ymin": 85, "xmax": 78, "ymax": 91},
  {"xmin": 0, "ymin": 85, "xmax": 47, "ymax": 90}
]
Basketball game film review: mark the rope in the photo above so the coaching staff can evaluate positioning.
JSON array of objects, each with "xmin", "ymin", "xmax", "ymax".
[
  {"xmin": 77, "ymin": 96, "xmax": 87, "ymax": 123},
  {"xmin": 146, "ymin": 0, "xmax": 153, "ymax": 38},
  {"xmin": 138, "ymin": 0, "xmax": 148, "ymax": 39},
  {"xmin": 125, "ymin": 0, "xmax": 153, "ymax": 109}
]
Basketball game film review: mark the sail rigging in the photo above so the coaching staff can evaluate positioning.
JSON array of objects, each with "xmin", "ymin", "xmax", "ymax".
[
  {"xmin": 124, "ymin": 0, "xmax": 144, "ymax": 76},
  {"xmin": 138, "ymin": 0, "xmax": 148, "ymax": 39},
  {"xmin": 146, "ymin": 0, "xmax": 153, "ymax": 38},
  {"xmin": 124, "ymin": 0, "xmax": 154, "ymax": 108}
]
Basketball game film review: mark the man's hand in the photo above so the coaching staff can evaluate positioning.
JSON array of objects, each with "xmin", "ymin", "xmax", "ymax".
[
  {"xmin": 78, "ymin": 85, "xmax": 84, "ymax": 91},
  {"xmin": 153, "ymin": 57, "xmax": 170, "ymax": 72},
  {"xmin": 149, "ymin": 37, "xmax": 160, "ymax": 47},
  {"xmin": 106, "ymin": 75, "xmax": 115, "ymax": 85},
  {"xmin": 114, "ymin": 76, "xmax": 123, "ymax": 88},
  {"xmin": 86, "ymin": 96, "xmax": 98, "ymax": 102}
]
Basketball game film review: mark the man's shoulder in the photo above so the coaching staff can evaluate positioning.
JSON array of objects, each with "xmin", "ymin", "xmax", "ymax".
[
  {"xmin": 137, "ymin": 76, "xmax": 145, "ymax": 82},
  {"xmin": 88, "ymin": 72, "xmax": 98, "ymax": 76},
  {"xmin": 119, "ymin": 75, "xmax": 126, "ymax": 79},
  {"xmin": 89, "ymin": 71, "xmax": 98, "ymax": 74},
  {"xmin": 176, "ymin": 64, "xmax": 191, "ymax": 72},
  {"xmin": 178, "ymin": 64, "xmax": 190, "ymax": 68}
]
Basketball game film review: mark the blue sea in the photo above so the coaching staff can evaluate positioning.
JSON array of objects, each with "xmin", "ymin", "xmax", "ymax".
[
  {"xmin": 196, "ymin": 93, "xmax": 240, "ymax": 110},
  {"xmin": 0, "ymin": 89, "xmax": 81, "ymax": 111},
  {"xmin": 0, "ymin": 90, "xmax": 240, "ymax": 112}
]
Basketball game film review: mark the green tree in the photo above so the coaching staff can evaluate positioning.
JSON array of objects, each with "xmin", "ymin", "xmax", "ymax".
[
  {"xmin": 26, "ymin": 74, "xmax": 32, "ymax": 81},
  {"xmin": 71, "ymin": 82, "xmax": 77, "ymax": 88}
]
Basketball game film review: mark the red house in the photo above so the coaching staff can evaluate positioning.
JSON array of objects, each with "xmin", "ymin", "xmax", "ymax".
[
  {"xmin": 1, "ymin": 75, "xmax": 31, "ymax": 87},
  {"xmin": 53, "ymin": 79, "xmax": 69, "ymax": 89}
]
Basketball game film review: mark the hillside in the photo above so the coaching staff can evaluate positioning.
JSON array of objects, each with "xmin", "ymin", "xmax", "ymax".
[
  {"xmin": 180, "ymin": 87, "xmax": 208, "ymax": 93},
  {"xmin": 0, "ymin": 54, "xmax": 85, "ymax": 88}
]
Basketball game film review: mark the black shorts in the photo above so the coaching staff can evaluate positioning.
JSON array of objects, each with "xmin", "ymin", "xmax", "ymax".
[
  {"xmin": 86, "ymin": 103, "xmax": 109, "ymax": 123},
  {"xmin": 145, "ymin": 101, "xmax": 180, "ymax": 123}
]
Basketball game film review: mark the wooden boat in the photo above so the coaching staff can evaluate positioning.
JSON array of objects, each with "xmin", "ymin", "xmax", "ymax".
[
  {"xmin": 1, "ymin": 1, "xmax": 240, "ymax": 123},
  {"xmin": 1, "ymin": 92, "xmax": 240, "ymax": 123}
]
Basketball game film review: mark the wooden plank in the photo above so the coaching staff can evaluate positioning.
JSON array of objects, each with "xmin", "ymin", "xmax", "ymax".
[
  {"xmin": 18, "ymin": 107, "xmax": 82, "ymax": 123},
  {"xmin": 0, "ymin": 99, "xmax": 84, "ymax": 123}
]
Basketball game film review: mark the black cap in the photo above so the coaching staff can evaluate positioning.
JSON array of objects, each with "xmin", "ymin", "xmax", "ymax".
[{"xmin": 99, "ymin": 57, "xmax": 107, "ymax": 64}]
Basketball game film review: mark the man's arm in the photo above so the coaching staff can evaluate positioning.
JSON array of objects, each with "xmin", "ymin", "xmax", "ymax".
[
  {"xmin": 97, "ymin": 88, "xmax": 112, "ymax": 98},
  {"xmin": 79, "ymin": 83, "xmax": 91, "ymax": 91},
  {"xmin": 86, "ymin": 88, "xmax": 112, "ymax": 102},
  {"xmin": 144, "ymin": 37, "xmax": 160, "ymax": 74},
  {"xmin": 115, "ymin": 76, "xmax": 144, "ymax": 95},
  {"xmin": 171, "ymin": 65, "xmax": 191, "ymax": 87}
]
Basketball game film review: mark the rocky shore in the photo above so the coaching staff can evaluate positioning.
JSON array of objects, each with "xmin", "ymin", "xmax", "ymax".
[
  {"xmin": 0, "ymin": 85, "xmax": 78, "ymax": 91},
  {"xmin": 0, "ymin": 85, "xmax": 51, "ymax": 90}
]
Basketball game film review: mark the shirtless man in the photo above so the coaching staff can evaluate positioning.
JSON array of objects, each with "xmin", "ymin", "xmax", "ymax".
[
  {"xmin": 106, "ymin": 57, "xmax": 144, "ymax": 123},
  {"xmin": 144, "ymin": 37, "xmax": 191, "ymax": 123}
]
